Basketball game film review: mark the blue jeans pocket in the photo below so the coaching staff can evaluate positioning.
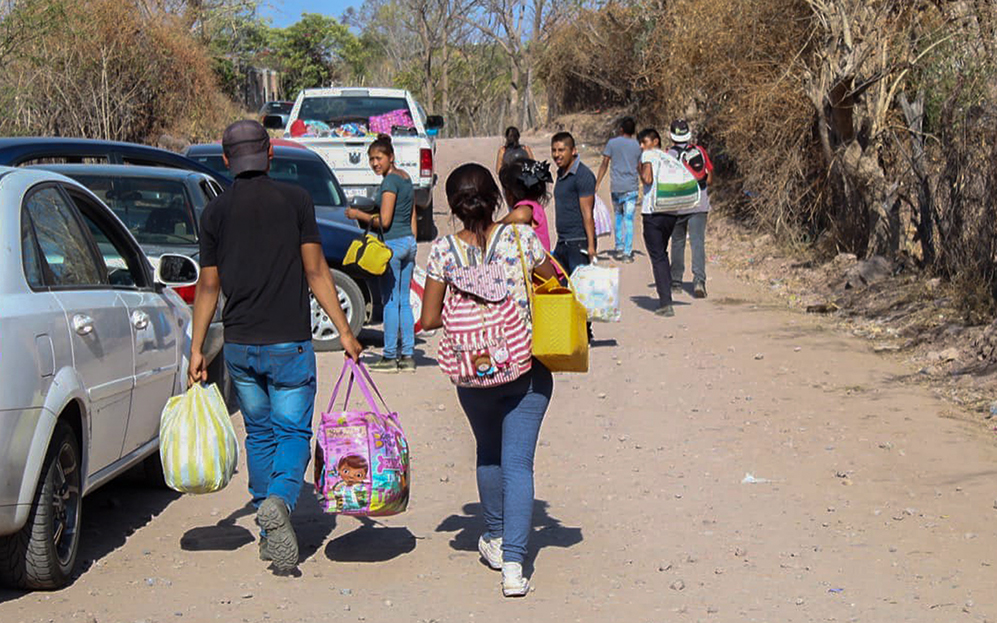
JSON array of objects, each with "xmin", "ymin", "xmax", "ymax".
[{"xmin": 268, "ymin": 343, "xmax": 316, "ymax": 389}]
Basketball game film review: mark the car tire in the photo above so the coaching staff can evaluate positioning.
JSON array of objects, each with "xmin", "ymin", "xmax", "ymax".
[
  {"xmin": 416, "ymin": 201, "xmax": 438, "ymax": 242},
  {"xmin": 0, "ymin": 421, "xmax": 81, "ymax": 590},
  {"xmin": 312, "ymin": 268, "xmax": 365, "ymax": 352}
]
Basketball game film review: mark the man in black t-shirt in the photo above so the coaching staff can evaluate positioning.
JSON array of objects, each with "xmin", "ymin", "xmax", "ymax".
[{"xmin": 188, "ymin": 120, "xmax": 362, "ymax": 572}]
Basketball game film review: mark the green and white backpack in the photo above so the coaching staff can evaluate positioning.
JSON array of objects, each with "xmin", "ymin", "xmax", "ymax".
[{"xmin": 652, "ymin": 152, "xmax": 701, "ymax": 213}]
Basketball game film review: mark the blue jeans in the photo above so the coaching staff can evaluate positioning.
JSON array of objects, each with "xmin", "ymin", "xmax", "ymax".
[
  {"xmin": 611, "ymin": 190, "xmax": 638, "ymax": 256},
  {"xmin": 380, "ymin": 236, "xmax": 417, "ymax": 359},
  {"xmin": 224, "ymin": 341, "xmax": 317, "ymax": 512},
  {"xmin": 671, "ymin": 211, "xmax": 708, "ymax": 285},
  {"xmin": 456, "ymin": 362, "xmax": 554, "ymax": 564}
]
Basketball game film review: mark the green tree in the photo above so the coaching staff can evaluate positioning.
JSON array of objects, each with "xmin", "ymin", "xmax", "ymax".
[{"xmin": 268, "ymin": 13, "xmax": 363, "ymax": 96}]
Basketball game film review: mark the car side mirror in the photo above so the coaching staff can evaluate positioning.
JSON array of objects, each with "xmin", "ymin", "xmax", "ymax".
[
  {"xmin": 425, "ymin": 115, "xmax": 445, "ymax": 130},
  {"xmin": 262, "ymin": 114, "xmax": 286, "ymax": 130},
  {"xmin": 155, "ymin": 254, "xmax": 199, "ymax": 287},
  {"xmin": 349, "ymin": 195, "xmax": 378, "ymax": 213}
]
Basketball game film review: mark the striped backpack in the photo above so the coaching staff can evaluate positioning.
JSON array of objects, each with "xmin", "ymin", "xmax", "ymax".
[
  {"xmin": 653, "ymin": 151, "xmax": 701, "ymax": 213},
  {"xmin": 438, "ymin": 225, "xmax": 532, "ymax": 388}
]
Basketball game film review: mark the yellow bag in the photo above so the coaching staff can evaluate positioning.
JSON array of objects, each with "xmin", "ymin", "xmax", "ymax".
[
  {"xmin": 159, "ymin": 383, "xmax": 239, "ymax": 494},
  {"xmin": 515, "ymin": 229, "xmax": 590, "ymax": 373},
  {"xmin": 344, "ymin": 225, "xmax": 393, "ymax": 277}
]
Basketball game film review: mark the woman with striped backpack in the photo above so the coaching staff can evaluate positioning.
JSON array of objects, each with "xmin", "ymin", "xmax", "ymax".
[{"xmin": 420, "ymin": 163, "xmax": 558, "ymax": 597}]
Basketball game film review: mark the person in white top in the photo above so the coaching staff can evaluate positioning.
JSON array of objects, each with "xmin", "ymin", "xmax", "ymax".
[{"xmin": 637, "ymin": 128, "xmax": 679, "ymax": 317}]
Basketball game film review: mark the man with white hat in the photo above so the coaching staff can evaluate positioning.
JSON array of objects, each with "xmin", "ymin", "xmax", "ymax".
[{"xmin": 667, "ymin": 119, "xmax": 714, "ymax": 298}]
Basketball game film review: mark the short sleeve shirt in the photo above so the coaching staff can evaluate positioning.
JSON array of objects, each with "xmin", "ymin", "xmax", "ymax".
[
  {"xmin": 377, "ymin": 173, "xmax": 414, "ymax": 241},
  {"xmin": 200, "ymin": 173, "xmax": 321, "ymax": 344},
  {"xmin": 553, "ymin": 159, "xmax": 597, "ymax": 241},
  {"xmin": 603, "ymin": 136, "xmax": 642, "ymax": 194},
  {"xmin": 639, "ymin": 149, "xmax": 667, "ymax": 215},
  {"xmin": 426, "ymin": 224, "xmax": 546, "ymax": 336}
]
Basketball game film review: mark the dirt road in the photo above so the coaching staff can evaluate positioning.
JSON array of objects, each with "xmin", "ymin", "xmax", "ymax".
[{"xmin": 4, "ymin": 137, "xmax": 997, "ymax": 623}]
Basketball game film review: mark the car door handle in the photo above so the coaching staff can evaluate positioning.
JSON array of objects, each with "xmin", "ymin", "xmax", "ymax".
[
  {"xmin": 131, "ymin": 310, "xmax": 150, "ymax": 330},
  {"xmin": 72, "ymin": 314, "xmax": 94, "ymax": 336}
]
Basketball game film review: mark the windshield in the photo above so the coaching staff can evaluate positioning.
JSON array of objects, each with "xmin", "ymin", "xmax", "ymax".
[
  {"xmin": 189, "ymin": 154, "xmax": 228, "ymax": 178},
  {"xmin": 298, "ymin": 96, "xmax": 410, "ymax": 124},
  {"xmin": 270, "ymin": 158, "xmax": 344, "ymax": 206},
  {"xmin": 268, "ymin": 102, "xmax": 293, "ymax": 114},
  {"xmin": 70, "ymin": 175, "xmax": 198, "ymax": 245},
  {"xmin": 187, "ymin": 154, "xmax": 344, "ymax": 206}
]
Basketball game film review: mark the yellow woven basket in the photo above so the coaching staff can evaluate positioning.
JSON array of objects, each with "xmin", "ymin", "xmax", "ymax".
[{"xmin": 531, "ymin": 278, "xmax": 590, "ymax": 373}]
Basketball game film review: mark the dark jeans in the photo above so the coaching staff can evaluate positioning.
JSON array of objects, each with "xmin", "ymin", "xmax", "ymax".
[
  {"xmin": 642, "ymin": 213, "xmax": 679, "ymax": 307},
  {"xmin": 456, "ymin": 362, "xmax": 554, "ymax": 564},
  {"xmin": 224, "ymin": 341, "xmax": 317, "ymax": 512},
  {"xmin": 553, "ymin": 239, "xmax": 593, "ymax": 338},
  {"xmin": 552, "ymin": 239, "xmax": 590, "ymax": 277}
]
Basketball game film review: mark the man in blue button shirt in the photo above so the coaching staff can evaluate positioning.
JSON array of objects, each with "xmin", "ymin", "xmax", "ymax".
[{"xmin": 551, "ymin": 132, "xmax": 597, "ymax": 275}]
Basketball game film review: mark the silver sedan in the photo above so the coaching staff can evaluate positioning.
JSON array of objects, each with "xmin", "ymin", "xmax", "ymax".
[{"xmin": 0, "ymin": 166, "xmax": 198, "ymax": 589}]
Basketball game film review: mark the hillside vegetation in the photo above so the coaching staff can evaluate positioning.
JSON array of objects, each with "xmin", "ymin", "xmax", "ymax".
[{"xmin": 540, "ymin": 0, "xmax": 997, "ymax": 320}]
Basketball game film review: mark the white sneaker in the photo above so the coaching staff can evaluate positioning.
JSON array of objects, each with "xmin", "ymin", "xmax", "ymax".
[
  {"xmin": 502, "ymin": 562, "xmax": 529, "ymax": 597},
  {"xmin": 478, "ymin": 535, "xmax": 503, "ymax": 570}
]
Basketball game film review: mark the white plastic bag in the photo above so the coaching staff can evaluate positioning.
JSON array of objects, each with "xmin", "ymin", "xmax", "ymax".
[
  {"xmin": 159, "ymin": 383, "xmax": 239, "ymax": 494},
  {"xmin": 594, "ymin": 195, "xmax": 613, "ymax": 238},
  {"xmin": 570, "ymin": 263, "xmax": 621, "ymax": 323}
]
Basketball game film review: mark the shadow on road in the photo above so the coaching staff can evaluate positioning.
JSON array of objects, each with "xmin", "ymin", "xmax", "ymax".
[
  {"xmin": 180, "ymin": 502, "xmax": 255, "ymax": 552},
  {"xmin": 435, "ymin": 500, "xmax": 582, "ymax": 576},
  {"xmin": 325, "ymin": 517, "xmax": 416, "ymax": 563},
  {"xmin": 179, "ymin": 483, "xmax": 337, "ymax": 566},
  {"xmin": 0, "ymin": 465, "xmax": 182, "ymax": 602},
  {"xmin": 629, "ymin": 295, "xmax": 690, "ymax": 312}
]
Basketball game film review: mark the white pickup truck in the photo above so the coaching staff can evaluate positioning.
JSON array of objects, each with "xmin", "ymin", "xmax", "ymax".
[{"xmin": 277, "ymin": 87, "xmax": 445, "ymax": 240}]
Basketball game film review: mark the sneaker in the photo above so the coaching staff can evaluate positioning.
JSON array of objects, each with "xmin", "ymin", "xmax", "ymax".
[
  {"xmin": 258, "ymin": 535, "xmax": 271, "ymax": 562},
  {"xmin": 256, "ymin": 496, "xmax": 298, "ymax": 571},
  {"xmin": 693, "ymin": 281, "xmax": 707, "ymax": 299},
  {"xmin": 671, "ymin": 281, "xmax": 683, "ymax": 293},
  {"xmin": 478, "ymin": 535, "xmax": 503, "ymax": 570},
  {"xmin": 654, "ymin": 305, "xmax": 676, "ymax": 317},
  {"xmin": 368, "ymin": 357, "xmax": 398, "ymax": 373},
  {"xmin": 621, "ymin": 254, "xmax": 635, "ymax": 264},
  {"xmin": 397, "ymin": 356, "xmax": 417, "ymax": 373},
  {"xmin": 502, "ymin": 562, "xmax": 529, "ymax": 597}
]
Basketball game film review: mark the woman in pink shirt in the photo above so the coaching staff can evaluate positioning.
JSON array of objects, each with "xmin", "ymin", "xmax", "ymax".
[{"xmin": 498, "ymin": 159, "xmax": 554, "ymax": 252}]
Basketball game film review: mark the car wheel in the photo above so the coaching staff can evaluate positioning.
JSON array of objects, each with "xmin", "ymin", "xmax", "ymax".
[
  {"xmin": 312, "ymin": 268, "xmax": 365, "ymax": 352},
  {"xmin": 0, "ymin": 421, "xmax": 81, "ymax": 590},
  {"xmin": 416, "ymin": 200, "xmax": 438, "ymax": 242}
]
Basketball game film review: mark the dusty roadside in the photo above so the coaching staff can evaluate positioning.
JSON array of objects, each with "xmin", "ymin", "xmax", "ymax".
[{"xmin": 2, "ymin": 137, "xmax": 997, "ymax": 623}]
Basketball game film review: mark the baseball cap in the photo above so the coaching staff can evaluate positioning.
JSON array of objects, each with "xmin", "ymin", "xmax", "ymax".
[
  {"xmin": 669, "ymin": 119, "xmax": 692, "ymax": 143},
  {"xmin": 222, "ymin": 120, "xmax": 271, "ymax": 176}
]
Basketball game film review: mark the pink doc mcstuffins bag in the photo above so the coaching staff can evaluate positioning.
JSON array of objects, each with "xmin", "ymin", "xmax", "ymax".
[{"xmin": 314, "ymin": 359, "xmax": 410, "ymax": 516}]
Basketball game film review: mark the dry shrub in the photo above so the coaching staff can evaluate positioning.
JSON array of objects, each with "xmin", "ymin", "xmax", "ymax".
[{"xmin": 1, "ymin": 0, "xmax": 237, "ymax": 145}]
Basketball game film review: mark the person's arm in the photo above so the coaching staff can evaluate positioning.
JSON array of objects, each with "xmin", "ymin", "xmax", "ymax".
[
  {"xmin": 580, "ymin": 194, "xmax": 596, "ymax": 259},
  {"xmin": 579, "ymin": 169, "xmax": 598, "ymax": 259},
  {"xmin": 525, "ymin": 145, "xmax": 535, "ymax": 160},
  {"xmin": 640, "ymin": 158, "xmax": 654, "ymax": 186},
  {"xmin": 496, "ymin": 147, "xmax": 506, "ymax": 173},
  {"xmin": 702, "ymin": 148, "xmax": 715, "ymax": 186},
  {"xmin": 301, "ymin": 243, "xmax": 363, "ymax": 360},
  {"xmin": 348, "ymin": 190, "xmax": 397, "ymax": 231},
  {"xmin": 420, "ymin": 277, "xmax": 446, "ymax": 331},
  {"xmin": 595, "ymin": 155, "xmax": 611, "ymax": 192},
  {"xmin": 534, "ymin": 257, "xmax": 556, "ymax": 281},
  {"xmin": 411, "ymin": 204, "xmax": 418, "ymax": 237},
  {"xmin": 501, "ymin": 204, "xmax": 534, "ymax": 225},
  {"xmin": 188, "ymin": 266, "xmax": 220, "ymax": 387}
]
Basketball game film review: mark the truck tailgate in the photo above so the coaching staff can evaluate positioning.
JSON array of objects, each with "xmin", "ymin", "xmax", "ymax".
[{"xmin": 300, "ymin": 138, "xmax": 424, "ymax": 187}]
